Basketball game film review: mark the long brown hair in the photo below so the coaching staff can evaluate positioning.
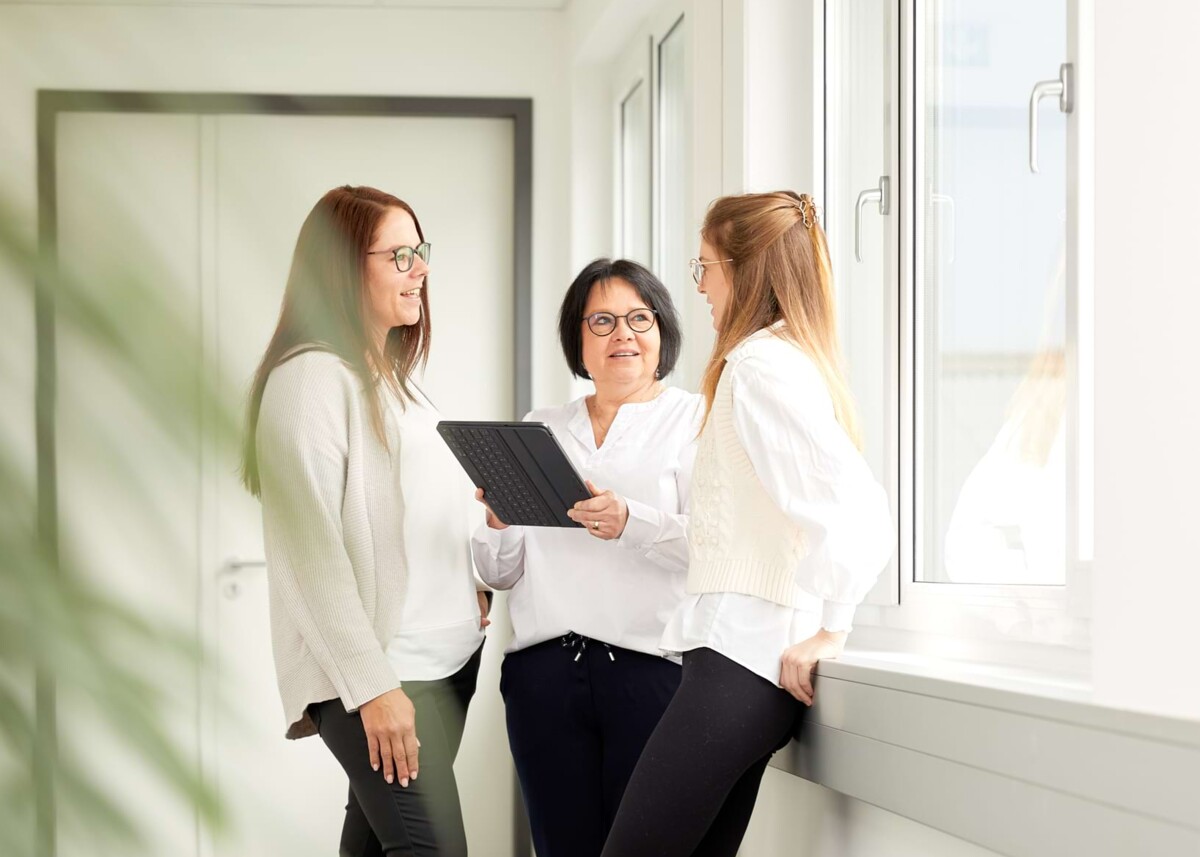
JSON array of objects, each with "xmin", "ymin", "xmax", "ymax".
[
  {"xmin": 699, "ymin": 190, "xmax": 861, "ymax": 448},
  {"xmin": 241, "ymin": 185, "xmax": 432, "ymax": 496}
]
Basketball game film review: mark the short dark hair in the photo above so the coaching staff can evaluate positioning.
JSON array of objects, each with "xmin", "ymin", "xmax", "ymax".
[{"xmin": 557, "ymin": 258, "xmax": 683, "ymax": 380}]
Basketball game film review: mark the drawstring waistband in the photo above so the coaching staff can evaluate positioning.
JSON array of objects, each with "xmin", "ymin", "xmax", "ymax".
[{"xmin": 561, "ymin": 631, "xmax": 616, "ymax": 662}]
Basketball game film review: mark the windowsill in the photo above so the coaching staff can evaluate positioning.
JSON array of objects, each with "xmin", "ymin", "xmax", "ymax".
[
  {"xmin": 773, "ymin": 648, "xmax": 1200, "ymax": 855},
  {"xmin": 821, "ymin": 648, "xmax": 1197, "ymax": 746}
]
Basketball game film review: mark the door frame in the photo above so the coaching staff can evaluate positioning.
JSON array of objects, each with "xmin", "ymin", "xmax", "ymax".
[{"xmin": 34, "ymin": 89, "xmax": 534, "ymax": 857}]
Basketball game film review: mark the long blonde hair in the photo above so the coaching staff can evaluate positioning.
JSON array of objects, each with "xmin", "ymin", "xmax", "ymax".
[{"xmin": 699, "ymin": 190, "xmax": 862, "ymax": 448}]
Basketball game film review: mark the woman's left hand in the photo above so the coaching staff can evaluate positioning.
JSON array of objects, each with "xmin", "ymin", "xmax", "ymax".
[
  {"xmin": 566, "ymin": 480, "xmax": 629, "ymax": 540},
  {"xmin": 477, "ymin": 591, "xmax": 492, "ymax": 630},
  {"xmin": 779, "ymin": 629, "xmax": 848, "ymax": 706}
]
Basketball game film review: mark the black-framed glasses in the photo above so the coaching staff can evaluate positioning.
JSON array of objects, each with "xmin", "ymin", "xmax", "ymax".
[
  {"xmin": 581, "ymin": 308, "xmax": 658, "ymax": 336},
  {"xmin": 689, "ymin": 257, "xmax": 733, "ymax": 285},
  {"xmin": 366, "ymin": 242, "xmax": 432, "ymax": 273}
]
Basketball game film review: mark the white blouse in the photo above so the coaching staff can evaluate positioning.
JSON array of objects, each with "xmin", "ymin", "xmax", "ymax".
[
  {"xmin": 385, "ymin": 388, "xmax": 487, "ymax": 682},
  {"xmin": 471, "ymin": 386, "xmax": 703, "ymax": 657},
  {"xmin": 661, "ymin": 329, "xmax": 894, "ymax": 686}
]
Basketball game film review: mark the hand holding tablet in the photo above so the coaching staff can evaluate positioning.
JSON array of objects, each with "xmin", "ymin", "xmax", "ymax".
[{"xmin": 437, "ymin": 421, "xmax": 592, "ymax": 528}]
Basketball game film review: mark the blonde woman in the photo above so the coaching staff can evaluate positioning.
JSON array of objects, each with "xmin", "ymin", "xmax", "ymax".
[{"xmin": 600, "ymin": 192, "xmax": 893, "ymax": 857}]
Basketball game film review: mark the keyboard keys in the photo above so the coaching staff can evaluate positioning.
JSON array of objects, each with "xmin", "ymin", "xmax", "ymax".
[{"xmin": 441, "ymin": 426, "xmax": 559, "ymax": 527}]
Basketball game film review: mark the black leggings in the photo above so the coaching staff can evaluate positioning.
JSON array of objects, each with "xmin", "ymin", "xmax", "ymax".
[
  {"xmin": 311, "ymin": 643, "xmax": 483, "ymax": 857},
  {"xmin": 599, "ymin": 647, "xmax": 804, "ymax": 857}
]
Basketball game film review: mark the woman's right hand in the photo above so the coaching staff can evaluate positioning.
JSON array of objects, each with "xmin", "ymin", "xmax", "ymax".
[
  {"xmin": 359, "ymin": 688, "xmax": 419, "ymax": 787},
  {"xmin": 475, "ymin": 488, "xmax": 509, "ymax": 530}
]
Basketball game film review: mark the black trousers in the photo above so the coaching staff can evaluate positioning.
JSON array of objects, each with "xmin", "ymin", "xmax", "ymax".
[
  {"xmin": 311, "ymin": 643, "xmax": 484, "ymax": 857},
  {"xmin": 501, "ymin": 633, "xmax": 682, "ymax": 857},
  {"xmin": 599, "ymin": 647, "xmax": 804, "ymax": 857}
]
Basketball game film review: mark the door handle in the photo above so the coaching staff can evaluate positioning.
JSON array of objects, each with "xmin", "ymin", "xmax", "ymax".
[
  {"xmin": 855, "ymin": 175, "xmax": 891, "ymax": 262},
  {"xmin": 1028, "ymin": 63, "xmax": 1074, "ymax": 174},
  {"xmin": 218, "ymin": 557, "xmax": 265, "ymax": 600}
]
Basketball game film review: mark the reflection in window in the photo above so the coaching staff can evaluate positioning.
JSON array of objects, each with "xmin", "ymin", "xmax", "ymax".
[{"xmin": 920, "ymin": 0, "xmax": 1068, "ymax": 585}]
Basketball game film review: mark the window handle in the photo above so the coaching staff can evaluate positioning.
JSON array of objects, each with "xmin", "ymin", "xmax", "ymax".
[
  {"xmin": 931, "ymin": 192, "xmax": 956, "ymax": 264},
  {"xmin": 855, "ymin": 175, "xmax": 891, "ymax": 262},
  {"xmin": 1028, "ymin": 63, "xmax": 1074, "ymax": 174}
]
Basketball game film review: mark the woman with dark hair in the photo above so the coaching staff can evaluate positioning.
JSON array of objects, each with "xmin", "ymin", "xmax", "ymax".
[
  {"xmin": 471, "ymin": 258, "xmax": 701, "ymax": 857},
  {"xmin": 243, "ymin": 185, "xmax": 489, "ymax": 857},
  {"xmin": 600, "ymin": 192, "xmax": 893, "ymax": 857}
]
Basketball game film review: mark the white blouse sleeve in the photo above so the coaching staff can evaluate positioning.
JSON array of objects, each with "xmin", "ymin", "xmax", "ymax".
[
  {"xmin": 617, "ymin": 497, "xmax": 690, "ymax": 574},
  {"xmin": 470, "ymin": 522, "xmax": 527, "ymax": 591},
  {"xmin": 729, "ymin": 350, "xmax": 894, "ymax": 631}
]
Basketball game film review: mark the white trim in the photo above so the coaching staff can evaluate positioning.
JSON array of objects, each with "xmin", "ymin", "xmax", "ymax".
[
  {"xmin": 898, "ymin": 0, "xmax": 917, "ymax": 608},
  {"xmin": 1066, "ymin": 0, "xmax": 1095, "ymax": 580},
  {"xmin": 773, "ymin": 658, "xmax": 1200, "ymax": 856}
]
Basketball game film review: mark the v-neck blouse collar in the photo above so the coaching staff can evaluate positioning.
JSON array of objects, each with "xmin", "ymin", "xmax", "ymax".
[{"xmin": 565, "ymin": 387, "xmax": 675, "ymax": 451}]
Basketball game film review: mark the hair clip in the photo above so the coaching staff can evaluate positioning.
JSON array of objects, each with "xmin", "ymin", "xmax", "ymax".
[{"xmin": 796, "ymin": 196, "xmax": 818, "ymax": 229}]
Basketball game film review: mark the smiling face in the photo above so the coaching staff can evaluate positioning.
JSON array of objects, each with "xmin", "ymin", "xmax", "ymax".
[
  {"xmin": 579, "ymin": 278, "xmax": 662, "ymax": 387},
  {"xmin": 696, "ymin": 237, "xmax": 733, "ymax": 332},
  {"xmin": 364, "ymin": 207, "xmax": 428, "ymax": 340}
]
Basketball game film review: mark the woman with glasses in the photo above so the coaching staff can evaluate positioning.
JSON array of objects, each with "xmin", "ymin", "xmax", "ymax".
[
  {"xmin": 600, "ymin": 192, "xmax": 893, "ymax": 857},
  {"xmin": 471, "ymin": 258, "xmax": 702, "ymax": 857},
  {"xmin": 244, "ymin": 185, "xmax": 489, "ymax": 857}
]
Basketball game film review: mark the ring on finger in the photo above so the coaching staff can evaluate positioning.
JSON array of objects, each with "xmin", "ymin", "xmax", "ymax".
[{"xmin": 591, "ymin": 520, "xmax": 601, "ymax": 531}]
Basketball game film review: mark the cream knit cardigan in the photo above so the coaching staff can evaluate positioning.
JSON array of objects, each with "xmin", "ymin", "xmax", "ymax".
[{"xmin": 257, "ymin": 351, "xmax": 407, "ymax": 739}]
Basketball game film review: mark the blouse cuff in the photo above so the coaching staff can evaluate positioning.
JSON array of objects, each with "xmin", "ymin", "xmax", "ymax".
[
  {"xmin": 617, "ymin": 497, "xmax": 660, "ymax": 552},
  {"xmin": 820, "ymin": 600, "xmax": 857, "ymax": 633},
  {"xmin": 472, "ymin": 521, "xmax": 522, "ymax": 551}
]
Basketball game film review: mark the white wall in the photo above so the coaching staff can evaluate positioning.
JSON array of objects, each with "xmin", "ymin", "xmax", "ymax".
[
  {"xmin": 0, "ymin": 1, "xmax": 574, "ymax": 429},
  {"xmin": 1092, "ymin": 0, "xmax": 1200, "ymax": 720},
  {"xmin": 740, "ymin": 0, "xmax": 821, "ymax": 195},
  {"xmin": 741, "ymin": 768, "xmax": 1003, "ymax": 857}
]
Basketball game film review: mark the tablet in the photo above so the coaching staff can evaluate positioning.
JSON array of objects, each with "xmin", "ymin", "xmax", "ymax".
[{"xmin": 436, "ymin": 421, "xmax": 591, "ymax": 528}]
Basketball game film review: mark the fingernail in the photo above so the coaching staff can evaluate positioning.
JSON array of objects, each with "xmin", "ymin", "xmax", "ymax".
[
  {"xmin": 385, "ymin": 774, "xmax": 393, "ymax": 783},
  {"xmin": 372, "ymin": 763, "xmax": 379, "ymax": 771},
  {"xmin": 412, "ymin": 772, "xmax": 419, "ymax": 781},
  {"xmin": 400, "ymin": 777, "xmax": 409, "ymax": 788}
]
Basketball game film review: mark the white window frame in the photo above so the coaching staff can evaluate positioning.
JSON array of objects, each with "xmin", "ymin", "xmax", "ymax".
[
  {"xmin": 609, "ymin": 1, "xmax": 690, "ymax": 285},
  {"xmin": 650, "ymin": 7, "xmax": 689, "ymax": 296},
  {"xmin": 611, "ymin": 31, "xmax": 652, "ymax": 264},
  {"xmin": 833, "ymin": 0, "xmax": 1095, "ymax": 666}
]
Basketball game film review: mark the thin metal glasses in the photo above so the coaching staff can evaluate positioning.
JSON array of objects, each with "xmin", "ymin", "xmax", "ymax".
[
  {"xmin": 366, "ymin": 242, "xmax": 432, "ymax": 273},
  {"xmin": 581, "ymin": 308, "xmax": 658, "ymax": 336},
  {"xmin": 689, "ymin": 257, "xmax": 732, "ymax": 285}
]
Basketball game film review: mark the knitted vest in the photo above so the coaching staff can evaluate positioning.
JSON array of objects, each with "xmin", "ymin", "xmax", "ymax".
[{"xmin": 687, "ymin": 357, "xmax": 808, "ymax": 608}]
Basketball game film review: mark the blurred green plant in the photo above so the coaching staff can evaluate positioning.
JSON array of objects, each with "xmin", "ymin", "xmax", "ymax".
[{"xmin": 0, "ymin": 189, "xmax": 235, "ymax": 855}]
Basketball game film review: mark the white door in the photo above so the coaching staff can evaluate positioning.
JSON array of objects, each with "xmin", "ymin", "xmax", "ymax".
[
  {"xmin": 205, "ymin": 112, "xmax": 517, "ymax": 857},
  {"xmin": 54, "ymin": 108, "xmax": 520, "ymax": 857}
]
